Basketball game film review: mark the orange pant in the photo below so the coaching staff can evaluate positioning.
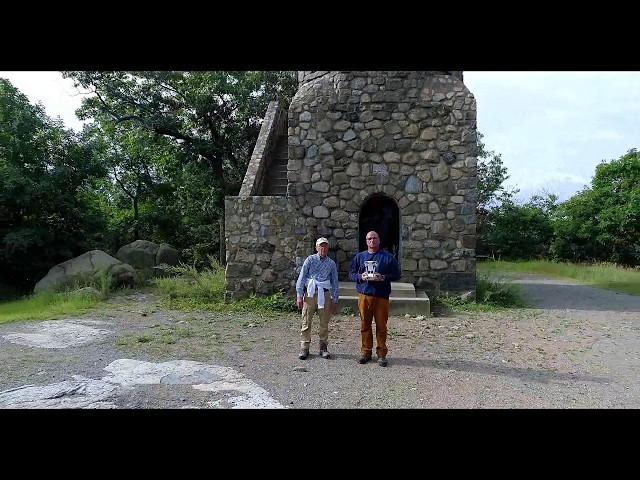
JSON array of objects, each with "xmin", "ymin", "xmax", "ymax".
[{"xmin": 357, "ymin": 294, "xmax": 389, "ymax": 359}]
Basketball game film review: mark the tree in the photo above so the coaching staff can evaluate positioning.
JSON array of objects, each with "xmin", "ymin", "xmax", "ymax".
[
  {"xmin": 89, "ymin": 123, "xmax": 177, "ymax": 241},
  {"xmin": 64, "ymin": 71, "xmax": 297, "ymax": 194},
  {"xmin": 476, "ymin": 132, "xmax": 514, "ymax": 210},
  {"xmin": 475, "ymin": 132, "xmax": 518, "ymax": 256},
  {"xmin": 0, "ymin": 79, "xmax": 107, "ymax": 289},
  {"xmin": 486, "ymin": 193, "xmax": 558, "ymax": 260},
  {"xmin": 63, "ymin": 71, "xmax": 297, "ymax": 262},
  {"xmin": 551, "ymin": 149, "xmax": 640, "ymax": 265}
]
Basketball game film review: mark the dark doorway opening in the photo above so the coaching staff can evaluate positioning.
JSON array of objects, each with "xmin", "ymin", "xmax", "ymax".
[{"xmin": 359, "ymin": 195, "xmax": 400, "ymax": 260}]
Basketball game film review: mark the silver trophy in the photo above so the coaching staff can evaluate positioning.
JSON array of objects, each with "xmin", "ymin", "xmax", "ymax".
[{"xmin": 364, "ymin": 260, "xmax": 378, "ymax": 280}]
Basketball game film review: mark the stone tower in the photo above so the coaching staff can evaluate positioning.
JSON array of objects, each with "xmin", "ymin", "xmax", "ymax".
[{"xmin": 225, "ymin": 71, "xmax": 477, "ymax": 301}]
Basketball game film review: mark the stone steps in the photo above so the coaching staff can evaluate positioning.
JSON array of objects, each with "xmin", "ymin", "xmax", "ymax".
[
  {"xmin": 338, "ymin": 281, "xmax": 416, "ymax": 298},
  {"xmin": 273, "ymin": 143, "xmax": 289, "ymax": 159},
  {"xmin": 336, "ymin": 281, "xmax": 430, "ymax": 316},
  {"xmin": 263, "ymin": 135, "xmax": 288, "ymax": 196},
  {"xmin": 266, "ymin": 179, "xmax": 288, "ymax": 188},
  {"xmin": 268, "ymin": 165, "xmax": 288, "ymax": 181}
]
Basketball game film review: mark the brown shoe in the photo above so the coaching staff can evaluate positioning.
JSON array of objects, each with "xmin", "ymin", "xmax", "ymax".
[{"xmin": 358, "ymin": 355, "xmax": 371, "ymax": 364}]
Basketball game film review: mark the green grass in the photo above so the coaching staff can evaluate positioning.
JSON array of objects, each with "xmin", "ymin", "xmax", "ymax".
[
  {"xmin": 0, "ymin": 291, "xmax": 101, "ymax": 324},
  {"xmin": 479, "ymin": 260, "xmax": 640, "ymax": 296},
  {"xmin": 0, "ymin": 267, "xmax": 126, "ymax": 324},
  {"xmin": 433, "ymin": 273, "xmax": 526, "ymax": 313},
  {"xmin": 152, "ymin": 258, "xmax": 297, "ymax": 315}
]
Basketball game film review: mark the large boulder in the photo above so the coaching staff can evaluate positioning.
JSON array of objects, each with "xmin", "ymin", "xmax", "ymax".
[
  {"xmin": 34, "ymin": 250, "xmax": 135, "ymax": 294},
  {"xmin": 116, "ymin": 240, "xmax": 180, "ymax": 274},
  {"xmin": 156, "ymin": 243, "xmax": 180, "ymax": 266}
]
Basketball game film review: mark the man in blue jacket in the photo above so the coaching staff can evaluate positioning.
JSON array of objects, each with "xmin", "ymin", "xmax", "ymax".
[{"xmin": 348, "ymin": 230, "xmax": 401, "ymax": 367}]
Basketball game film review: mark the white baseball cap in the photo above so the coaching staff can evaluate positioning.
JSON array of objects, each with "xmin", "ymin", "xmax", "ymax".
[{"xmin": 316, "ymin": 237, "xmax": 329, "ymax": 246}]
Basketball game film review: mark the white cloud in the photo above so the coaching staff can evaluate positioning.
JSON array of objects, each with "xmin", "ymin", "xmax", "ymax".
[{"xmin": 0, "ymin": 71, "xmax": 87, "ymax": 132}]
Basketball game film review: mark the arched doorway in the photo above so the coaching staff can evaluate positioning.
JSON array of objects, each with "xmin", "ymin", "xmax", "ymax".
[{"xmin": 359, "ymin": 194, "xmax": 400, "ymax": 260}]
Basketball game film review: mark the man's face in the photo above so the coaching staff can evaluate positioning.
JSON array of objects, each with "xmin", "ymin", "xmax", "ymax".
[
  {"xmin": 316, "ymin": 242, "xmax": 329, "ymax": 257},
  {"xmin": 366, "ymin": 232, "xmax": 380, "ymax": 252}
]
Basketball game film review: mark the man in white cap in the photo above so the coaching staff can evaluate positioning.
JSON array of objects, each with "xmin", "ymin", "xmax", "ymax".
[{"xmin": 295, "ymin": 237, "xmax": 339, "ymax": 360}]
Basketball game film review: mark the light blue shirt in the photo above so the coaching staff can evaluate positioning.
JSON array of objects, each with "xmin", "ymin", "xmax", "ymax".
[{"xmin": 296, "ymin": 254, "xmax": 339, "ymax": 304}]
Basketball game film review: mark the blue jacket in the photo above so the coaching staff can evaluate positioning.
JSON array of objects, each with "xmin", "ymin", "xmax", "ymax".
[{"xmin": 348, "ymin": 250, "xmax": 402, "ymax": 299}]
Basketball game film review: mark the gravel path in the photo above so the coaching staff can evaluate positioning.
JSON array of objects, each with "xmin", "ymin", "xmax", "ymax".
[{"xmin": 1, "ymin": 277, "xmax": 639, "ymax": 408}]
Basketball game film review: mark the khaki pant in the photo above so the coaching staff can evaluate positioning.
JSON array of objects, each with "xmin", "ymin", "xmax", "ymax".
[
  {"xmin": 357, "ymin": 294, "xmax": 389, "ymax": 359},
  {"xmin": 300, "ymin": 290, "xmax": 332, "ymax": 348}
]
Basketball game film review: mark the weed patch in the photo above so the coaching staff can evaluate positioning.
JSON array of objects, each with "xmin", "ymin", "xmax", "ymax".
[
  {"xmin": 153, "ymin": 258, "xmax": 298, "ymax": 315},
  {"xmin": 433, "ymin": 274, "xmax": 526, "ymax": 314}
]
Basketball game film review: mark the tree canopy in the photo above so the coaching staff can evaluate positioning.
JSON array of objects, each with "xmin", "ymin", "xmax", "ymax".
[
  {"xmin": 551, "ymin": 149, "xmax": 640, "ymax": 265},
  {"xmin": 63, "ymin": 71, "xmax": 297, "ymax": 265},
  {"xmin": 3, "ymin": 72, "xmax": 639, "ymax": 294},
  {"xmin": 0, "ymin": 79, "xmax": 106, "ymax": 289},
  {"xmin": 64, "ymin": 71, "xmax": 297, "ymax": 194}
]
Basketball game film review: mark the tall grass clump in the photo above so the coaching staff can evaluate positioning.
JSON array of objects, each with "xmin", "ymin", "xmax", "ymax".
[
  {"xmin": 76, "ymin": 270, "xmax": 114, "ymax": 300},
  {"xmin": 154, "ymin": 259, "xmax": 225, "ymax": 303},
  {"xmin": 475, "ymin": 274, "xmax": 525, "ymax": 307},
  {"xmin": 433, "ymin": 273, "xmax": 526, "ymax": 312},
  {"xmin": 153, "ymin": 257, "xmax": 297, "ymax": 314}
]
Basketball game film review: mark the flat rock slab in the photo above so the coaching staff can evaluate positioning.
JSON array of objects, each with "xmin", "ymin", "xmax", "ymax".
[
  {"xmin": 104, "ymin": 359, "xmax": 284, "ymax": 409},
  {"xmin": 1, "ymin": 319, "xmax": 112, "ymax": 349},
  {"xmin": 0, "ymin": 359, "xmax": 284, "ymax": 409},
  {"xmin": 0, "ymin": 376, "xmax": 117, "ymax": 409}
]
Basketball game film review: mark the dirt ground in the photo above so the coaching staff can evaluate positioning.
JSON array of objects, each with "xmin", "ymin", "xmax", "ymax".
[{"xmin": 1, "ymin": 274, "xmax": 640, "ymax": 408}]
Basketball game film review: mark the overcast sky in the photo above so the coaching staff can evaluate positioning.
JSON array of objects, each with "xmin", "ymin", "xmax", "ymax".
[
  {"xmin": 464, "ymin": 71, "xmax": 640, "ymax": 201},
  {"xmin": 2, "ymin": 71, "xmax": 639, "ymax": 202}
]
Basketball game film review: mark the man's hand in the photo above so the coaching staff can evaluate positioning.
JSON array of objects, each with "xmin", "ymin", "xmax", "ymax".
[
  {"xmin": 361, "ymin": 272, "xmax": 369, "ymax": 281},
  {"xmin": 371, "ymin": 273, "xmax": 385, "ymax": 281},
  {"xmin": 296, "ymin": 297, "xmax": 304, "ymax": 310}
]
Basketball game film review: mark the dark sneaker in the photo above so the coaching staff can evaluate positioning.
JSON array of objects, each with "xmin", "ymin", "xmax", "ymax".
[
  {"xmin": 319, "ymin": 341, "xmax": 330, "ymax": 359},
  {"xmin": 378, "ymin": 358, "xmax": 388, "ymax": 367},
  {"xmin": 298, "ymin": 348, "xmax": 309, "ymax": 360},
  {"xmin": 358, "ymin": 355, "xmax": 371, "ymax": 364}
]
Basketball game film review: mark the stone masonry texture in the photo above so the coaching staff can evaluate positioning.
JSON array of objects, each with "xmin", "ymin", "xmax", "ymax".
[{"xmin": 225, "ymin": 71, "xmax": 477, "ymax": 299}]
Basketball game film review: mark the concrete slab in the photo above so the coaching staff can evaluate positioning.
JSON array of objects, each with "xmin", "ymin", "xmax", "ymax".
[{"xmin": 338, "ymin": 281, "xmax": 417, "ymax": 298}]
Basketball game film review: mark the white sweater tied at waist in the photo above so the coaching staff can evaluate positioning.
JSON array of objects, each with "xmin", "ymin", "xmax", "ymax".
[{"xmin": 307, "ymin": 278, "xmax": 332, "ymax": 309}]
